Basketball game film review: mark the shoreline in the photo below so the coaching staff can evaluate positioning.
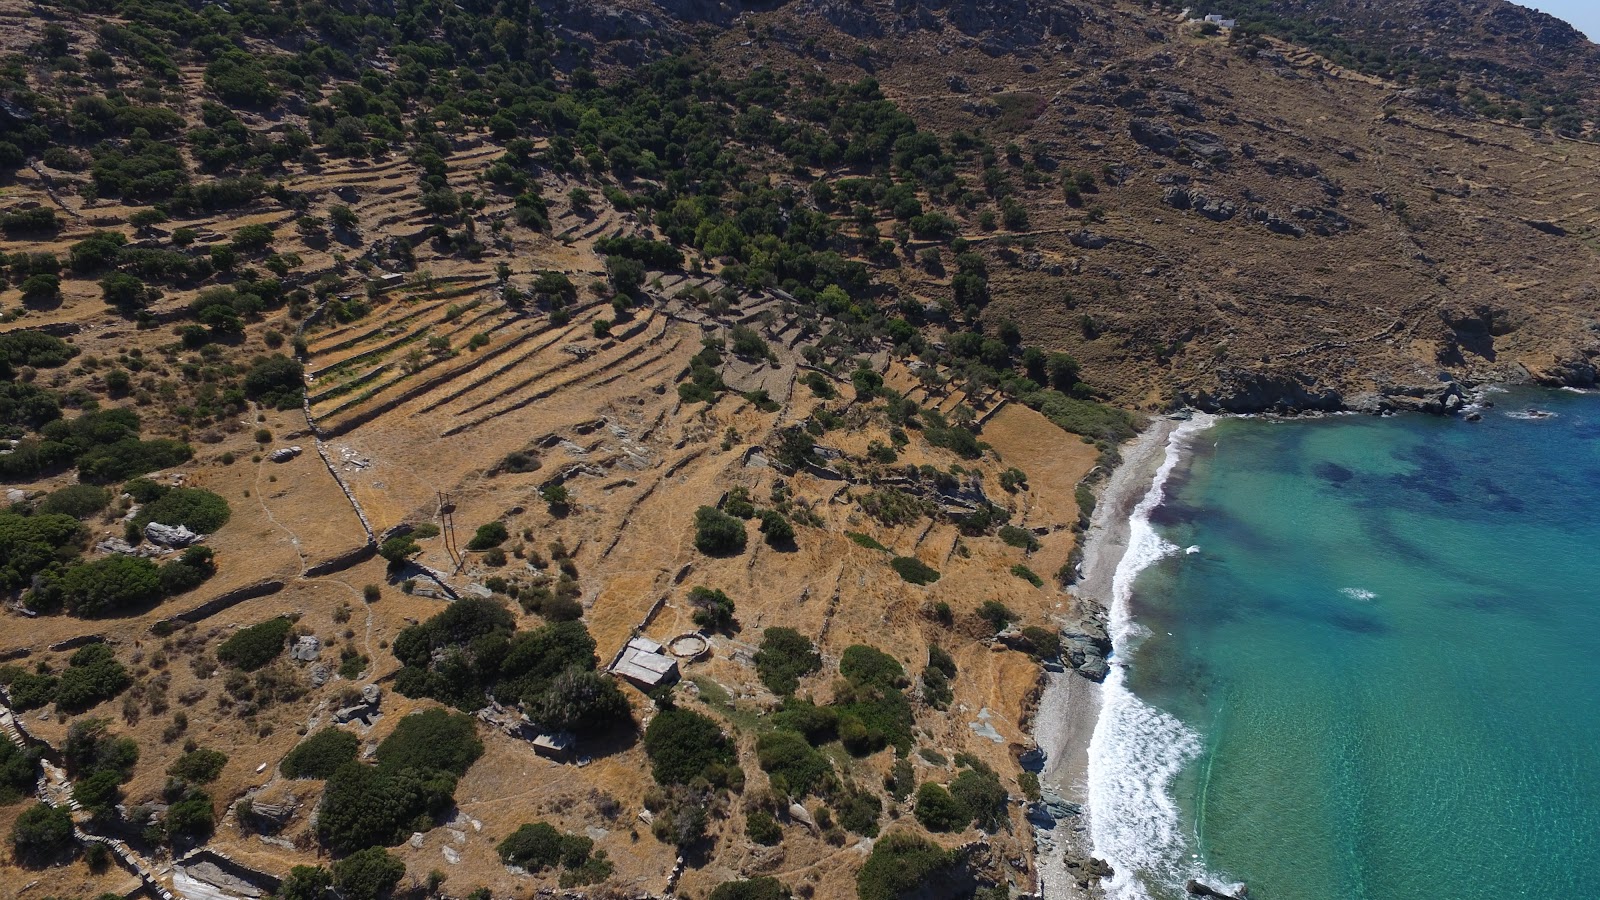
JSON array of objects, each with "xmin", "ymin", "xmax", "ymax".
[{"xmin": 1033, "ymin": 417, "xmax": 1182, "ymax": 900}]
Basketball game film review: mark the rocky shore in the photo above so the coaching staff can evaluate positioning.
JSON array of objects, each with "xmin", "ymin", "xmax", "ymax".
[{"xmin": 1031, "ymin": 419, "xmax": 1180, "ymax": 900}]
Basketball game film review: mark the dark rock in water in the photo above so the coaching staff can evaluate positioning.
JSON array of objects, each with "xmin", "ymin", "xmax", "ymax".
[
  {"xmin": 1083, "ymin": 857, "xmax": 1115, "ymax": 878},
  {"xmin": 1076, "ymin": 658, "xmax": 1109, "ymax": 682},
  {"xmin": 1186, "ymin": 879, "xmax": 1249, "ymax": 899},
  {"xmin": 1017, "ymin": 747, "xmax": 1047, "ymax": 772},
  {"xmin": 1465, "ymin": 411, "xmax": 1482, "ymax": 422}
]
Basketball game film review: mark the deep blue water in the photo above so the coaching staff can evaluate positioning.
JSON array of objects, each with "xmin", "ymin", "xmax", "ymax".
[{"xmin": 1100, "ymin": 391, "xmax": 1600, "ymax": 899}]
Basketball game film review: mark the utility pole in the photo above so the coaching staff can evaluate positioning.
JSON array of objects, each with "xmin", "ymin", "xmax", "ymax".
[{"xmin": 438, "ymin": 491, "xmax": 462, "ymax": 573}]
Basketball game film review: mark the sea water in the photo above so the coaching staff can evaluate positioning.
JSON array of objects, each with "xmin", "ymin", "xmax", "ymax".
[{"xmin": 1089, "ymin": 391, "xmax": 1600, "ymax": 900}]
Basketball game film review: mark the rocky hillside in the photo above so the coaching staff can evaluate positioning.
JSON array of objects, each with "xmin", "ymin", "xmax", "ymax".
[{"xmin": 562, "ymin": 0, "xmax": 1600, "ymax": 411}]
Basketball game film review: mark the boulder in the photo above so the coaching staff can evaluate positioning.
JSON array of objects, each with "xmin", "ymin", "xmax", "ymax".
[
  {"xmin": 145, "ymin": 522, "xmax": 204, "ymax": 547},
  {"xmin": 291, "ymin": 635, "xmax": 322, "ymax": 662},
  {"xmin": 787, "ymin": 802, "xmax": 818, "ymax": 831}
]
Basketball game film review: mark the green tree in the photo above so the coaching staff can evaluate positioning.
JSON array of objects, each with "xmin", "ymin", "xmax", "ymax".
[
  {"xmin": 643, "ymin": 708, "xmax": 737, "ymax": 786},
  {"xmin": 243, "ymin": 354, "xmax": 305, "ymax": 410},
  {"xmin": 10, "ymin": 803, "xmax": 74, "ymax": 865},
  {"xmin": 754, "ymin": 628, "xmax": 821, "ymax": 696},
  {"xmin": 688, "ymin": 586, "xmax": 737, "ymax": 633},
  {"xmin": 693, "ymin": 506, "xmax": 746, "ymax": 555},
  {"xmin": 913, "ymin": 782, "xmax": 966, "ymax": 831}
]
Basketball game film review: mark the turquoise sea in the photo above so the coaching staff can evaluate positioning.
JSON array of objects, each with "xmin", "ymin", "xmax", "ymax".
[{"xmin": 1088, "ymin": 390, "xmax": 1600, "ymax": 900}]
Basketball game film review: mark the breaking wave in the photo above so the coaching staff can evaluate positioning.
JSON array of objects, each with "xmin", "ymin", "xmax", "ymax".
[{"xmin": 1087, "ymin": 416, "xmax": 1221, "ymax": 899}]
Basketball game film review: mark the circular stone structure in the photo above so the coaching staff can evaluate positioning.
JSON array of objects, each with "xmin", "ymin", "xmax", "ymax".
[{"xmin": 667, "ymin": 632, "xmax": 711, "ymax": 661}]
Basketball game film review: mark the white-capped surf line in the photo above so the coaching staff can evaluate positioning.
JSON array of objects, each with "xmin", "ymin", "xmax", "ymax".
[{"xmin": 1087, "ymin": 414, "xmax": 1224, "ymax": 900}]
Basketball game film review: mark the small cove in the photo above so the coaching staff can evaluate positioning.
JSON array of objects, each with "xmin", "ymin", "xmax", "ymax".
[{"xmin": 1091, "ymin": 391, "xmax": 1600, "ymax": 899}]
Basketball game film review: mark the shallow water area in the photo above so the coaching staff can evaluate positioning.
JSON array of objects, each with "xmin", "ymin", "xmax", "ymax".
[{"xmin": 1092, "ymin": 390, "xmax": 1600, "ymax": 899}]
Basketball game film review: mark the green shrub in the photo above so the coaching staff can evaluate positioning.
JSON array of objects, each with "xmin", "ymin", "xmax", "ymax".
[
  {"xmin": 36, "ymin": 485, "xmax": 109, "ymax": 519},
  {"xmin": 0, "ymin": 511, "xmax": 85, "ymax": 591},
  {"xmin": 913, "ymin": 782, "xmax": 966, "ymax": 831},
  {"xmin": 644, "ymin": 708, "xmax": 737, "ymax": 786},
  {"xmin": 160, "ymin": 546, "xmax": 216, "ymax": 595},
  {"xmin": 466, "ymin": 521, "xmax": 508, "ymax": 551},
  {"xmin": 165, "ymin": 789, "xmax": 216, "ymax": 841},
  {"xmin": 496, "ymin": 821, "xmax": 595, "ymax": 872},
  {"xmin": 1010, "ymin": 564, "xmax": 1043, "ymax": 587},
  {"xmin": 889, "ymin": 555, "xmax": 940, "ymax": 585},
  {"xmin": 132, "ymin": 487, "xmax": 231, "ymax": 534},
  {"xmin": 711, "ymin": 877, "xmax": 791, "ymax": 900},
  {"xmin": 317, "ymin": 760, "xmax": 455, "ymax": 854},
  {"xmin": 522, "ymin": 669, "xmax": 631, "ymax": 736},
  {"xmin": 281, "ymin": 728, "xmax": 359, "ymax": 779},
  {"xmin": 1011, "ymin": 772, "xmax": 1039, "ymax": 809},
  {"xmin": 886, "ymin": 758, "xmax": 916, "ymax": 801},
  {"xmin": 216, "ymin": 617, "xmax": 292, "ymax": 671},
  {"xmin": 375, "ymin": 708, "xmax": 482, "ymax": 777},
  {"xmin": 840, "ymin": 646, "xmax": 905, "ymax": 690},
  {"xmin": 770, "ymin": 698, "xmax": 838, "ymax": 744},
  {"xmin": 51, "ymin": 556, "xmax": 162, "ymax": 617},
  {"xmin": 276, "ymin": 866, "xmax": 333, "ymax": 900},
  {"xmin": 998, "ymin": 525, "xmax": 1038, "ymax": 551},
  {"xmin": 76, "ymin": 438, "xmax": 193, "ymax": 484},
  {"xmin": 243, "ymin": 354, "xmax": 305, "ymax": 410},
  {"xmin": 856, "ymin": 831, "xmax": 961, "ymax": 900},
  {"xmin": 834, "ymin": 787, "xmax": 882, "ymax": 836},
  {"xmin": 0, "ymin": 331, "xmax": 77, "ymax": 368},
  {"xmin": 53, "ymin": 645, "xmax": 131, "ymax": 712},
  {"xmin": 694, "ymin": 506, "xmax": 746, "ymax": 555},
  {"xmin": 124, "ymin": 478, "xmax": 168, "ymax": 503},
  {"xmin": 723, "ymin": 487, "xmax": 756, "ymax": 519},
  {"xmin": 921, "ymin": 665, "xmax": 953, "ymax": 709},
  {"xmin": 950, "ymin": 763, "xmax": 1009, "ymax": 832},
  {"xmin": 168, "ymin": 748, "xmax": 227, "ymax": 784},
  {"xmin": 0, "ymin": 740, "xmax": 41, "ymax": 804},
  {"xmin": 746, "ymin": 809, "xmax": 782, "ymax": 845},
  {"xmin": 977, "ymin": 600, "xmax": 1014, "ymax": 633},
  {"xmin": 754, "ymin": 627, "xmax": 821, "ymax": 696},
  {"xmin": 757, "ymin": 509, "xmax": 794, "ymax": 546},
  {"xmin": 756, "ymin": 730, "xmax": 832, "ymax": 796},
  {"xmin": 333, "ymin": 847, "xmax": 406, "ymax": 900},
  {"xmin": 845, "ymin": 531, "xmax": 888, "ymax": 552},
  {"xmin": 62, "ymin": 717, "xmax": 138, "ymax": 780},
  {"xmin": 2, "ymin": 668, "xmax": 58, "ymax": 711},
  {"xmin": 378, "ymin": 534, "xmax": 419, "ymax": 565},
  {"xmin": 1019, "ymin": 626, "xmax": 1060, "ymax": 660},
  {"xmin": 1022, "ymin": 390, "xmax": 1138, "ymax": 443}
]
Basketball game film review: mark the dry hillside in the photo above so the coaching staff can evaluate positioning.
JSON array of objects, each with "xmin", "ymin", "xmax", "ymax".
[{"xmin": 0, "ymin": 0, "xmax": 1597, "ymax": 898}]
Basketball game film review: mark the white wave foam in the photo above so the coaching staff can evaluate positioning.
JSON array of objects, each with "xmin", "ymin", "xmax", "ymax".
[
  {"xmin": 1184, "ymin": 545, "xmax": 1201, "ymax": 555},
  {"xmin": 1087, "ymin": 415, "xmax": 1220, "ymax": 900},
  {"xmin": 1505, "ymin": 409, "xmax": 1557, "ymax": 420},
  {"xmin": 1341, "ymin": 587, "xmax": 1376, "ymax": 602}
]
